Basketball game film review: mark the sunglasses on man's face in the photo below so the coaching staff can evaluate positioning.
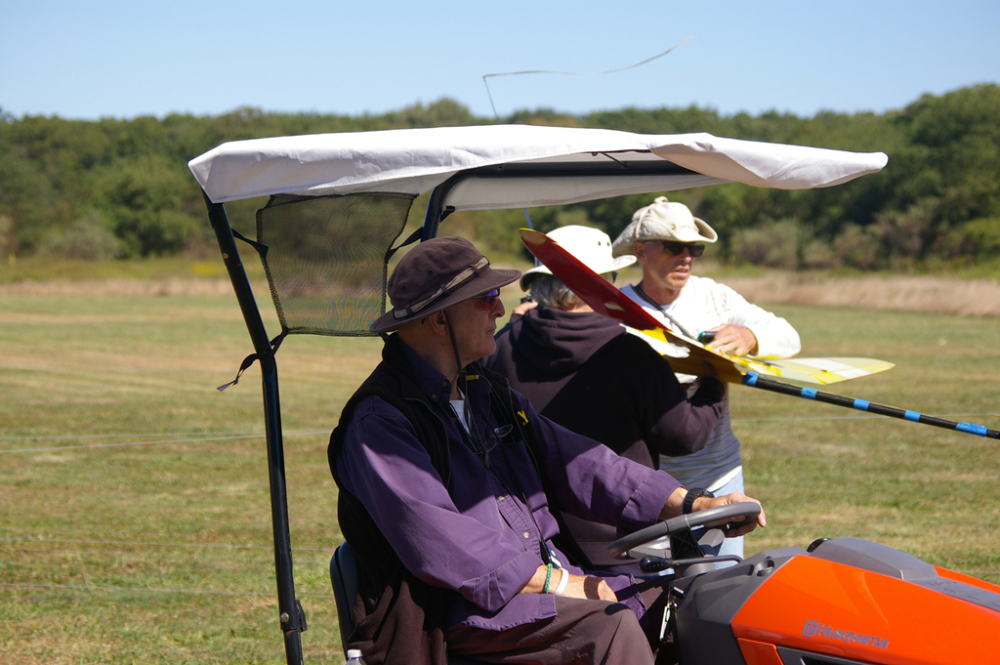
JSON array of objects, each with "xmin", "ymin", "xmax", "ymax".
[
  {"xmin": 474, "ymin": 289, "xmax": 501, "ymax": 310},
  {"xmin": 658, "ymin": 241, "xmax": 706, "ymax": 258}
]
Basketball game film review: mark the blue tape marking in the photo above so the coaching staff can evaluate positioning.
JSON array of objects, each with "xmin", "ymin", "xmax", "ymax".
[
  {"xmin": 801, "ymin": 388, "xmax": 818, "ymax": 400},
  {"xmin": 744, "ymin": 373, "xmax": 758, "ymax": 386},
  {"xmin": 853, "ymin": 399, "xmax": 871, "ymax": 411},
  {"xmin": 956, "ymin": 422, "xmax": 989, "ymax": 436},
  {"xmin": 904, "ymin": 410, "xmax": 921, "ymax": 422}
]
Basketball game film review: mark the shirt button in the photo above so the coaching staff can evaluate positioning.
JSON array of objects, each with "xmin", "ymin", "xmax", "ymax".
[
  {"xmin": 498, "ymin": 496, "xmax": 505, "ymax": 502},
  {"xmin": 523, "ymin": 532, "xmax": 530, "ymax": 539}
]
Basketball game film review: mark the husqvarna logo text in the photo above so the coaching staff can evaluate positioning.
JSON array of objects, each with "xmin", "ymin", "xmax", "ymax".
[{"xmin": 803, "ymin": 621, "xmax": 889, "ymax": 649}]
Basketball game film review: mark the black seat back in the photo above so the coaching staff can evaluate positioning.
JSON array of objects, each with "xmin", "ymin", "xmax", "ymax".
[
  {"xmin": 330, "ymin": 542, "xmax": 360, "ymax": 647},
  {"xmin": 329, "ymin": 541, "xmax": 486, "ymax": 665}
]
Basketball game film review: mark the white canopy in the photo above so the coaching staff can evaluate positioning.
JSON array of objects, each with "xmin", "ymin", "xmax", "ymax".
[{"xmin": 189, "ymin": 124, "xmax": 888, "ymax": 208}]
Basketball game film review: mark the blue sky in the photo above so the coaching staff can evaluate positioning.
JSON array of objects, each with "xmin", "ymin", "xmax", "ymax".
[{"xmin": 2, "ymin": 1, "xmax": 998, "ymax": 121}]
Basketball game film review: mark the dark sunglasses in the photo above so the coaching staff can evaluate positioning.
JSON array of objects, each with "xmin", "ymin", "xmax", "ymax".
[
  {"xmin": 474, "ymin": 288, "xmax": 501, "ymax": 310},
  {"xmin": 658, "ymin": 241, "xmax": 705, "ymax": 258}
]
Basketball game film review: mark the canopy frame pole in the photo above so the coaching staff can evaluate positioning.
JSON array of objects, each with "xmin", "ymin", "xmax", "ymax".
[
  {"xmin": 203, "ymin": 193, "xmax": 305, "ymax": 665},
  {"xmin": 421, "ymin": 173, "xmax": 460, "ymax": 240},
  {"xmin": 420, "ymin": 158, "xmax": 700, "ymax": 240}
]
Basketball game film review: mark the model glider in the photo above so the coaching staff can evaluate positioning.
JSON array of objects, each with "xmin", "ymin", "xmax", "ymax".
[
  {"xmin": 519, "ymin": 228, "xmax": 1000, "ymax": 440},
  {"xmin": 518, "ymin": 228, "xmax": 892, "ymax": 386}
]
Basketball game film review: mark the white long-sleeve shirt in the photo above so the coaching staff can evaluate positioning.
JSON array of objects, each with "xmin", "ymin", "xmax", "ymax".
[{"xmin": 621, "ymin": 276, "xmax": 801, "ymax": 488}]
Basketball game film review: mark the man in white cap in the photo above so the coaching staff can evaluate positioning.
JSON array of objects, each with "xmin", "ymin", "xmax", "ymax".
[
  {"xmin": 486, "ymin": 225, "xmax": 727, "ymax": 573},
  {"xmin": 612, "ymin": 197, "xmax": 800, "ymax": 562}
]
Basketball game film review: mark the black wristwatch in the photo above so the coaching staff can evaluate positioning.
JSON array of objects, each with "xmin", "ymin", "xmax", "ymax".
[{"xmin": 682, "ymin": 487, "xmax": 715, "ymax": 514}]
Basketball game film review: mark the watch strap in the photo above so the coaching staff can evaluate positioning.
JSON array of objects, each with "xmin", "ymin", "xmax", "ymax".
[{"xmin": 682, "ymin": 487, "xmax": 714, "ymax": 514}]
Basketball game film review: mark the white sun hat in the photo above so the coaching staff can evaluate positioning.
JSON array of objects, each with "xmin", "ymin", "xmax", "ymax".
[
  {"xmin": 611, "ymin": 196, "xmax": 718, "ymax": 257},
  {"xmin": 520, "ymin": 225, "xmax": 636, "ymax": 291}
]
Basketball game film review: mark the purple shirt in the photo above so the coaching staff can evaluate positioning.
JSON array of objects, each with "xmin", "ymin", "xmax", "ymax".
[{"xmin": 335, "ymin": 340, "xmax": 680, "ymax": 631}]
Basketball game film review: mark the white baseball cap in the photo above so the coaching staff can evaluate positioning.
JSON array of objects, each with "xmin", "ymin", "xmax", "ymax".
[
  {"xmin": 611, "ymin": 197, "xmax": 718, "ymax": 257},
  {"xmin": 520, "ymin": 225, "xmax": 636, "ymax": 291}
]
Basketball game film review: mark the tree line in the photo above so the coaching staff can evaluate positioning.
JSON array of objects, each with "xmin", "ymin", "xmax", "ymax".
[{"xmin": 1, "ymin": 84, "xmax": 998, "ymax": 271}]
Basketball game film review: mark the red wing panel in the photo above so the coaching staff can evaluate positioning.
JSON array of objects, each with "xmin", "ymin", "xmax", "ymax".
[
  {"xmin": 732, "ymin": 555, "xmax": 1000, "ymax": 664},
  {"xmin": 519, "ymin": 227, "xmax": 671, "ymax": 331}
]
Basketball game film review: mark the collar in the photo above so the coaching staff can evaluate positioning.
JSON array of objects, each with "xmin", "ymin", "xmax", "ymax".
[{"xmin": 387, "ymin": 335, "xmax": 491, "ymax": 407}]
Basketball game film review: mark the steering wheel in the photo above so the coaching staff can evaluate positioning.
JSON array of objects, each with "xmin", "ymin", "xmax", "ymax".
[{"xmin": 608, "ymin": 502, "xmax": 761, "ymax": 559}]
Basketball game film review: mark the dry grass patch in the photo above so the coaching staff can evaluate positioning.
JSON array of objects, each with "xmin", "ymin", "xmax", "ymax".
[
  {"xmin": 723, "ymin": 273, "xmax": 1000, "ymax": 316},
  {"xmin": 0, "ymin": 277, "xmax": 257, "ymax": 298},
  {"xmin": 4, "ymin": 271, "xmax": 1000, "ymax": 318}
]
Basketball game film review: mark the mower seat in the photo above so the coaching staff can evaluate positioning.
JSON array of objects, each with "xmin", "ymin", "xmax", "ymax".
[
  {"xmin": 330, "ymin": 542, "xmax": 360, "ymax": 650},
  {"xmin": 329, "ymin": 542, "xmax": 486, "ymax": 665}
]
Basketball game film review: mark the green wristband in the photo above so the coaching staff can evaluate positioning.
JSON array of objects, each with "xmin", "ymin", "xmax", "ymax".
[{"xmin": 542, "ymin": 563, "xmax": 553, "ymax": 594}]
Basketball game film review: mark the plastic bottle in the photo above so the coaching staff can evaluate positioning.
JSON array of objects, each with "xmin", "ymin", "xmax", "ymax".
[{"xmin": 345, "ymin": 648, "xmax": 367, "ymax": 665}]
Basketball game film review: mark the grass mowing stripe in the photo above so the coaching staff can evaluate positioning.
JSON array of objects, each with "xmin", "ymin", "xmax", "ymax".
[
  {"xmin": 1, "ymin": 429, "xmax": 264, "ymax": 441},
  {"xmin": 0, "ymin": 582, "xmax": 335, "ymax": 599},
  {"xmin": 1, "ymin": 428, "xmax": 330, "ymax": 441},
  {"xmin": 0, "ymin": 429, "xmax": 330, "ymax": 454},
  {"xmin": 2, "ymin": 537, "xmax": 331, "ymax": 552}
]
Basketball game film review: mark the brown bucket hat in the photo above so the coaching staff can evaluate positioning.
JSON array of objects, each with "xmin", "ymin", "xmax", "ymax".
[{"xmin": 370, "ymin": 236, "xmax": 520, "ymax": 334}]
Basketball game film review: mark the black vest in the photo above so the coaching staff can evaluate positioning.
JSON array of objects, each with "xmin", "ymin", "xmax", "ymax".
[{"xmin": 327, "ymin": 336, "xmax": 590, "ymax": 664}]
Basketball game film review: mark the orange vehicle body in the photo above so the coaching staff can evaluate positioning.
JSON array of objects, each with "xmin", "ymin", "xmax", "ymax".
[{"xmin": 727, "ymin": 554, "xmax": 1000, "ymax": 664}]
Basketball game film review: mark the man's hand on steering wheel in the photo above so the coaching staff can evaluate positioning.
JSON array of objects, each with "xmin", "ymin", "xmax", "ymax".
[
  {"xmin": 660, "ymin": 488, "xmax": 766, "ymax": 536},
  {"xmin": 699, "ymin": 492, "xmax": 766, "ymax": 537}
]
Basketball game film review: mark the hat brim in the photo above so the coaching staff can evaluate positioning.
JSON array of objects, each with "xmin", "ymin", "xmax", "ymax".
[
  {"xmin": 519, "ymin": 254, "xmax": 636, "ymax": 290},
  {"xmin": 611, "ymin": 217, "xmax": 718, "ymax": 257},
  {"xmin": 370, "ymin": 266, "xmax": 521, "ymax": 334}
]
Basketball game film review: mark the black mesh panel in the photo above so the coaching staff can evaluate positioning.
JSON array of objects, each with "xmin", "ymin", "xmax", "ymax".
[{"xmin": 256, "ymin": 193, "xmax": 414, "ymax": 336}]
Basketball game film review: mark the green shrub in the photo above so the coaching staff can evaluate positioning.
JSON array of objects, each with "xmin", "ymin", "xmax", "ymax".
[
  {"xmin": 731, "ymin": 219, "xmax": 800, "ymax": 269},
  {"xmin": 872, "ymin": 202, "xmax": 934, "ymax": 264},
  {"xmin": 963, "ymin": 217, "xmax": 1000, "ymax": 260},
  {"xmin": 37, "ymin": 210, "xmax": 123, "ymax": 260},
  {"xmin": 802, "ymin": 240, "xmax": 839, "ymax": 269},
  {"xmin": 834, "ymin": 224, "xmax": 879, "ymax": 270}
]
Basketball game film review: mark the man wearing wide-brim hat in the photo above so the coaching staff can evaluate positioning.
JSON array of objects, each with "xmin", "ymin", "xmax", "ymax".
[
  {"xmin": 328, "ymin": 235, "xmax": 765, "ymax": 665},
  {"xmin": 613, "ymin": 196, "xmax": 799, "ymax": 564}
]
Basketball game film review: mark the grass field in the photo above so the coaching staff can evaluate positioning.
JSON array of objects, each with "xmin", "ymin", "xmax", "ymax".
[{"xmin": 2, "ymin": 286, "xmax": 999, "ymax": 664}]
